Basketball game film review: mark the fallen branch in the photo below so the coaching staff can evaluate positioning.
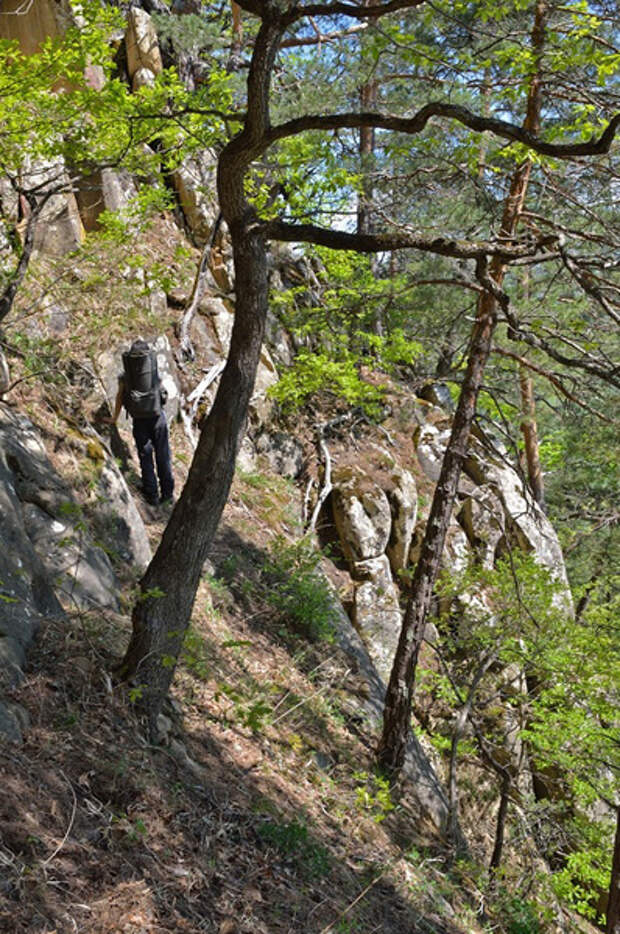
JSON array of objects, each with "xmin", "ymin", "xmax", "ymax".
[
  {"xmin": 308, "ymin": 429, "xmax": 332, "ymax": 532},
  {"xmin": 42, "ymin": 770, "xmax": 77, "ymax": 868},
  {"xmin": 180, "ymin": 361, "xmax": 226, "ymax": 449},
  {"xmin": 179, "ymin": 214, "xmax": 223, "ymax": 360}
]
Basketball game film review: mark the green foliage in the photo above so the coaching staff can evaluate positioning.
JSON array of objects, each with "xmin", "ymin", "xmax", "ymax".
[
  {"xmin": 503, "ymin": 896, "xmax": 542, "ymax": 934},
  {"xmin": 353, "ymin": 771, "xmax": 395, "ymax": 823},
  {"xmin": 430, "ymin": 551, "xmax": 618, "ymax": 919},
  {"xmin": 181, "ymin": 627, "xmax": 210, "ymax": 680},
  {"xmin": 269, "ymin": 246, "xmax": 427, "ymax": 416},
  {"xmin": 551, "ymin": 836, "xmax": 611, "ymax": 921},
  {"xmin": 269, "ymin": 349, "xmax": 384, "ymax": 416},
  {"xmin": 263, "ymin": 535, "xmax": 336, "ymax": 642},
  {"xmin": 257, "ymin": 817, "xmax": 330, "ymax": 878},
  {"xmin": 215, "ymin": 681, "xmax": 274, "ymax": 733}
]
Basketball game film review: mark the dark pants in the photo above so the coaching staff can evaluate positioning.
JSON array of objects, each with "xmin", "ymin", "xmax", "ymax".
[{"xmin": 132, "ymin": 413, "xmax": 174, "ymax": 502}]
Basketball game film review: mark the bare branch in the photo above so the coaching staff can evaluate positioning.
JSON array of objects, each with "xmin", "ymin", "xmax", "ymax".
[
  {"xmin": 492, "ymin": 347, "xmax": 617, "ymax": 424},
  {"xmin": 558, "ymin": 241, "xmax": 620, "ymax": 327},
  {"xmin": 267, "ymin": 103, "xmax": 620, "ymax": 160},
  {"xmin": 262, "ymin": 218, "xmax": 548, "ymax": 262}
]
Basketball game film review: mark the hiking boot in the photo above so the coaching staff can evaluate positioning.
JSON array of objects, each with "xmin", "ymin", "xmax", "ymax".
[
  {"xmin": 160, "ymin": 495, "xmax": 174, "ymax": 509},
  {"xmin": 143, "ymin": 490, "xmax": 159, "ymax": 507}
]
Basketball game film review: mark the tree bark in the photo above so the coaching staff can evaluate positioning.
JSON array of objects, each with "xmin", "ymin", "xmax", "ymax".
[
  {"xmin": 519, "ymin": 365, "xmax": 545, "ymax": 509},
  {"xmin": 120, "ymin": 14, "xmax": 285, "ymax": 732},
  {"xmin": 489, "ymin": 772, "xmax": 512, "ymax": 876},
  {"xmin": 607, "ymin": 808, "xmax": 620, "ymax": 934},
  {"xmin": 121, "ymin": 221, "xmax": 269, "ymax": 731},
  {"xmin": 377, "ymin": 0, "xmax": 547, "ymax": 776},
  {"xmin": 376, "ymin": 285, "xmax": 500, "ymax": 773}
]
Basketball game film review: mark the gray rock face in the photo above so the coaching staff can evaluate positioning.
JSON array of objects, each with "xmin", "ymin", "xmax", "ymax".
[
  {"xmin": 385, "ymin": 466, "xmax": 417, "ymax": 575},
  {"xmin": 97, "ymin": 458, "xmax": 152, "ymax": 571},
  {"xmin": 254, "ymin": 430, "xmax": 304, "ymax": 479},
  {"xmin": 0, "ymin": 701, "xmax": 30, "ymax": 744},
  {"xmin": 352, "ymin": 555, "xmax": 402, "ymax": 683},
  {"xmin": 464, "ymin": 443, "xmax": 571, "ymax": 601},
  {"xmin": 0, "ymin": 405, "xmax": 119, "ymax": 614},
  {"xmin": 332, "ymin": 467, "xmax": 392, "ymax": 563},
  {"xmin": 0, "ymin": 406, "xmax": 66, "ymax": 740},
  {"xmin": 326, "ymin": 586, "xmax": 450, "ymax": 834},
  {"xmin": 416, "ymin": 422, "xmax": 453, "ymax": 482},
  {"xmin": 23, "ymin": 502, "xmax": 119, "ymax": 611},
  {"xmin": 0, "ymin": 351, "xmax": 9, "ymax": 395}
]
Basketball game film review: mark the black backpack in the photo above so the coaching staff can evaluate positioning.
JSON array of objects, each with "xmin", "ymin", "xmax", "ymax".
[{"xmin": 122, "ymin": 340, "xmax": 164, "ymax": 419}]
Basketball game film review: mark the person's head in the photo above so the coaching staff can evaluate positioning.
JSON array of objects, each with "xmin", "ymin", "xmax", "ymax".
[{"xmin": 129, "ymin": 338, "xmax": 149, "ymax": 354}]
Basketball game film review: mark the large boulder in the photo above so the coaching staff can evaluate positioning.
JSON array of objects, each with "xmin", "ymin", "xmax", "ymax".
[
  {"xmin": 254, "ymin": 430, "xmax": 304, "ymax": 479},
  {"xmin": 96, "ymin": 456, "xmax": 153, "ymax": 572},
  {"xmin": 23, "ymin": 502, "xmax": 119, "ymax": 611},
  {"xmin": 125, "ymin": 8, "xmax": 163, "ymax": 80},
  {"xmin": 326, "ymin": 585, "xmax": 451, "ymax": 834},
  {"xmin": 332, "ymin": 466, "xmax": 392, "ymax": 563},
  {"xmin": 415, "ymin": 421, "xmax": 452, "ymax": 483},
  {"xmin": 464, "ymin": 443, "xmax": 571, "ymax": 596},
  {"xmin": 170, "ymin": 154, "xmax": 219, "ymax": 247},
  {"xmin": 0, "ymin": 405, "xmax": 119, "ymax": 613},
  {"xmin": 385, "ymin": 465, "xmax": 417, "ymax": 575},
  {"xmin": 31, "ymin": 170, "xmax": 84, "ymax": 256}
]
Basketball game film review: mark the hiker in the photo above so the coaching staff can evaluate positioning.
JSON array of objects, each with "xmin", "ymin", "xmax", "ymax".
[{"xmin": 107, "ymin": 339, "xmax": 174, "ymax": 507}]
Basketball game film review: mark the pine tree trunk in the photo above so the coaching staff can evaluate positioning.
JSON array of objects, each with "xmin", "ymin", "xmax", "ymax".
[
  {"xmin": 606, "ymin": 808, "xmax": 620, "ymax": 934},
  {"xmin": 489, "ymin": 773, "xmax": 511, "ymax": 875},
  {"xmin": 519, "ymin": 366, "xmax": 545, "ymax": 509},
  {"xmin": 377, "ymin": 288, "xmax": 499, "ymax": 773},
  {"xmin": 377, "ymin": 0, "xmax": 547, "ymax": 777}
]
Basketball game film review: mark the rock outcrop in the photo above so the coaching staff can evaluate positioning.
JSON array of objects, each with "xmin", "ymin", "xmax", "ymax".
[
  {"xmin": 323, "ymin": 401, "xmax": 571, "ymax": 688},
  {"xmin": 0, "ymin": 405, "xmax": 156, "ymax": 740}
]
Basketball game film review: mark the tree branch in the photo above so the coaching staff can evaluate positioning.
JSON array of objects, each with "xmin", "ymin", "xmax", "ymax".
[
  {"xmin": 492, "ymin": 347, "xmax": 617, "ymax": 424},
  {"xmin": 266, "ymin": 103, "xmax": 620, "ymax": 160},
  {"xmin": 262, "ymin": 218, "xmax": 546, "ymax": 261}
]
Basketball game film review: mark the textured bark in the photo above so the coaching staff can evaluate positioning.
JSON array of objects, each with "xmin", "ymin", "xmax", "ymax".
[
  {"xmin": 489, "ymin": 773, "xmax": 512, "ymax": 876},
  {"xmin": 121, "ymin": 223, "xmax": 269, "ymax": 730},
  {"xmin": 377, "ymin": 287, "xmax": 500, "ymax": 773},
  {"xmin": 121, "ymin": 14, "xmax": 285, "ymax": 732},
  {"xmin": 377, "ymin": 0, "xmax": 547, "ymax": 776},
  {"xmin": 607, "ymin": 809, "xmax": 620, "ymax": 934},
  {"xmin": 519, "ymin": 366, "xmax": 545, "ymax": 509}
]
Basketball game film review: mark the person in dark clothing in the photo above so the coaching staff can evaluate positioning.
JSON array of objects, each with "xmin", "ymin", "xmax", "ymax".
[{"xmin": 107, "ymin": 341, "xmax": 174, "ymax": 507}]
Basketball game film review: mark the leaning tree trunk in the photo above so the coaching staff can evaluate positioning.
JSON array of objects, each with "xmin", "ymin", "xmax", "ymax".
[
  {"xmin": 376, "ymin": 284, "xmax": 501, "ymax": 772},
  {"xmin": 120, "ymin": 14, "xmax": 284, "ymax": 734},
  {"xmin": 121, "ymin": 221, "xmax": 269, "ymax": 733},
  {"xmin": 377, "ymin": 0, "xmax": 547, "ymax": 776}
]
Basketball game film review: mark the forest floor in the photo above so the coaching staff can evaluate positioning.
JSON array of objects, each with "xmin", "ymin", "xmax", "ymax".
[{"xmin": 0, "ymin": 407, "xmax": 492, "ymax": 934}]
